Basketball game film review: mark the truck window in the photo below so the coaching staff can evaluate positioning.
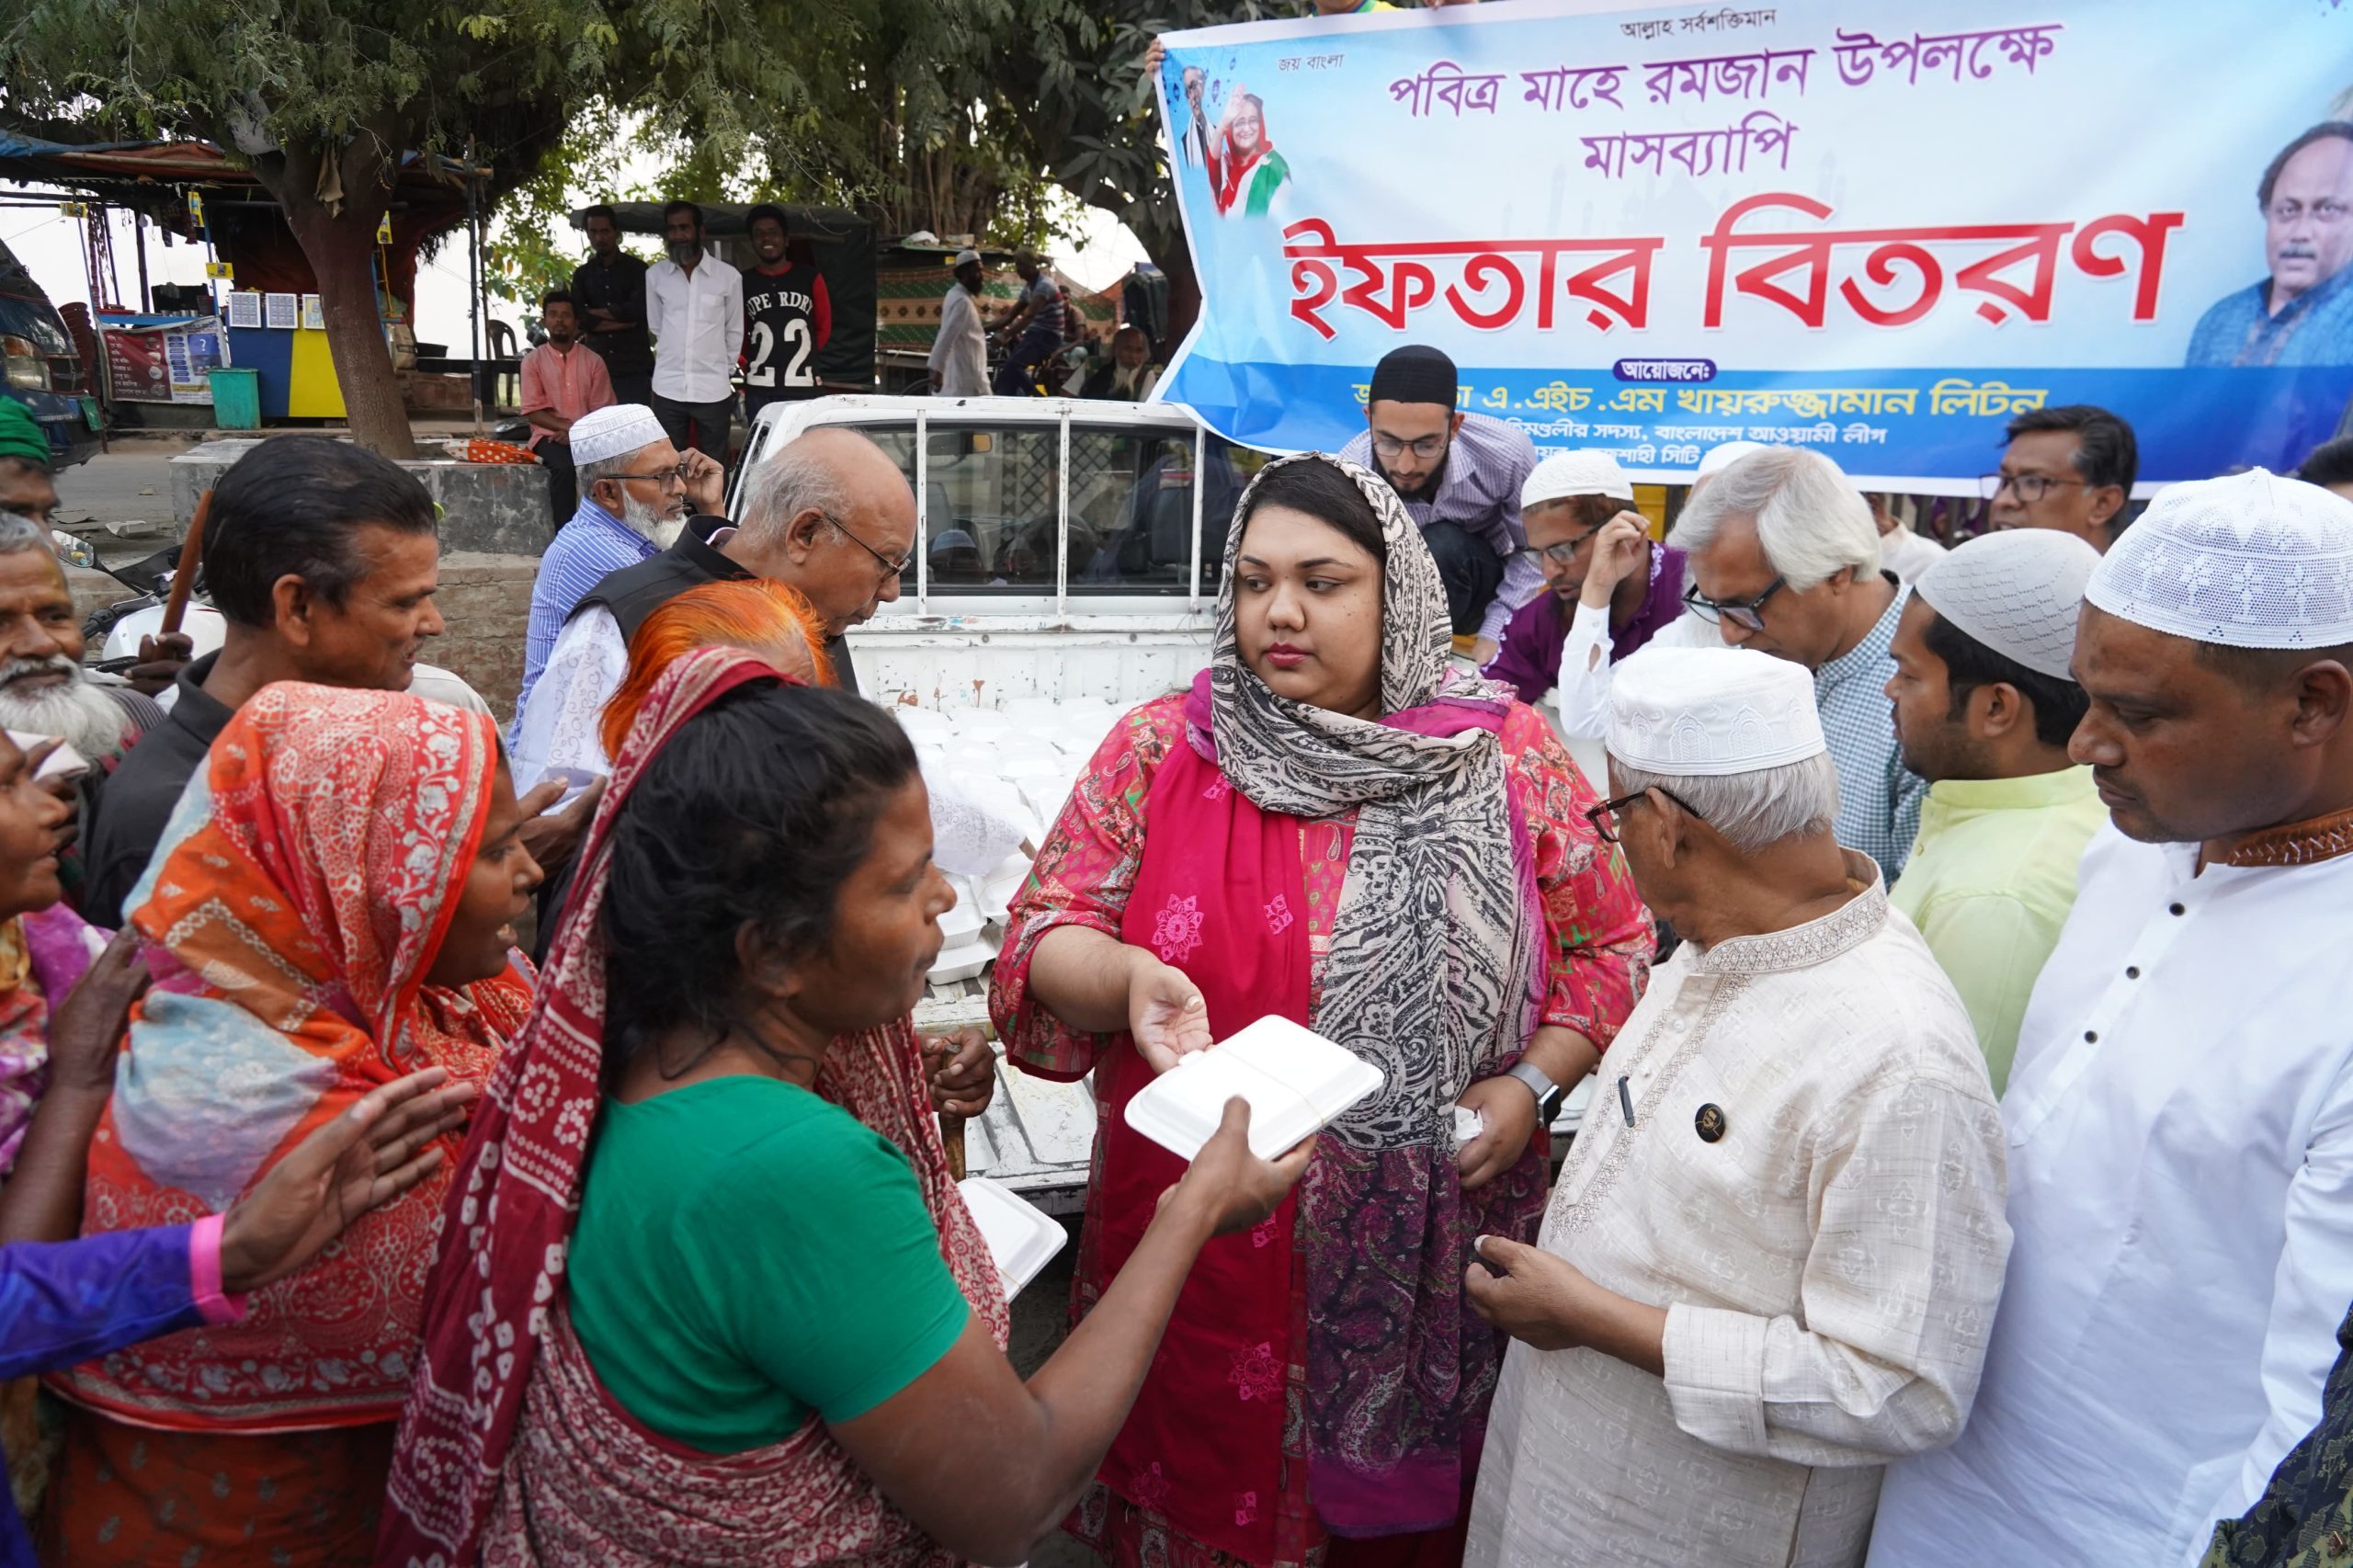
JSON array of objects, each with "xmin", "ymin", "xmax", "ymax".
[{"xmin": 870, "ymin": 421, "xmax": 1244, "ymax": 596}]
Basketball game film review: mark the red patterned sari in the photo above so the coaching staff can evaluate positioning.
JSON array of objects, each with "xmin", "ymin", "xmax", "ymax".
[
  {"xmin": 381, "ymin": 650, "xmax": 1012, "ymax": 1568},
  {"xmin": 42, "ymin": 684, "xmax": 533, "ymax": 1564}
]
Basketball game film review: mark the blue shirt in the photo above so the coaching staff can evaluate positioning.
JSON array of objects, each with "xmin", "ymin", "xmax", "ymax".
[
  {"xmin": 1815, "ymin": 579, "xmax": 1927, "ymax": 880},
  {"xmin": 514, "ymin": 496, "xmax": 661, "ymax": 741},
  {"xmin": 2184, "ymin": 264, "xmax": 2353, "ymax": 367}
]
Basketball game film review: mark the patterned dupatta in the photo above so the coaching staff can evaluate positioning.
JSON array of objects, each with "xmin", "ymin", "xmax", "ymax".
[
  {"xmin": 1190, "ymin": 454, "xmax": 1545, "ymax": 1536},
  {"xmin": 55, "ymin": 685, "xmax": 534, "ymax": 1431},
  {"xmin": 0, "ymin": 903, "xmax": 107, "ymax": 1174},
  {"xmin": 381, "ymin": 650, "xmax": 1011, "ymax": 1568}
]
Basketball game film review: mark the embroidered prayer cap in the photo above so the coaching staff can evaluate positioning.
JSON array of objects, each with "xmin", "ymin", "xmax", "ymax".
[
  {"xmin": 569, "ymin": 403, "xmax": 668, "ymax": 467},
  {"xmin": 2086, "ymin": 468, "xmax": 2353, "ymax": 649},
  {"xmin": 1694, "ymin": 439, "xmax": 1769, "ymax": 484},
  {"xmin": 1915, "ymin": 529, "xmax": 2100, "ymax": 681},
  {"xmin": 1523, "ymin": 449, "xmax": 1633, "ymax": 507},
  {"xmin": 952, "ymin": 247, "xmax": 982, "ymax": 267},
  {"xmin": 1368, "ymin": 345, "xmax": 1460, "ymax": 409},
  {"xmin": 1608, "ymin": 644, "xmax": 1825, "ymax": 777}
]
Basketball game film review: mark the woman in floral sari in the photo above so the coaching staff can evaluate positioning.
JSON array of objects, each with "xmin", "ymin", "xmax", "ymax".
[
  {"xmin": 40, "ymin": 683, "xmax": 544, "ymax": 1565},
  {"xmin": 991, "ymin": 453, "xmax": 1654, "ymax": 1568}
]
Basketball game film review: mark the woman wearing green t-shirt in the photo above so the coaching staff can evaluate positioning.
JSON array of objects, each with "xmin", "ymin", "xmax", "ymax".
[{"xmin": 386, "ymin": 653, "xmax": 1309, "ymax": 1568}]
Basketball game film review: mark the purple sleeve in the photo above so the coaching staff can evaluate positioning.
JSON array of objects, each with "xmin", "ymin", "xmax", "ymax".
[
  {"xmin": 0, "ymin": 1223, "xmax": 211, "ymax": 1380},
  {"xmin": 1482, "ymin": 596, "xmax": 1563, "ymax": 705}
]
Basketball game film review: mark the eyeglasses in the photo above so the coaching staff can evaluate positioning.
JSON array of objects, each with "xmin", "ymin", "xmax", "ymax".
[
  {"xmin": 1515, "ymin": 525, "xmax": 1610, "ymax": 568},
  {"xmin": 1370, "ymin": 432, "xmax": 1449, "ymax": 462},
  {"xmin": 613, "ymin": 463, "xmax": 692, "ymax": 489},
  {"xmin": 1979, "ymin": 472, "xmax": 2088, "ymax": 504},
  {"xmin": 825, "ymin": 512, "xmax": 913, "ymax": 580},
  {"xmin": 1584, "ymin": 786, "xmax": 1706, "ymax": 845},
  {"xmin": 1682, "ymin": 576, "xmax": 1786, "ymax": 632}
]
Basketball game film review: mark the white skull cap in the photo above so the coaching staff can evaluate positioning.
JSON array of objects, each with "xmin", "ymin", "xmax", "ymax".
[
  {"xmin": 1608, "ymin": 644, "xmax": 1825, "ymax": 778},
  {"xmin": 1523, "ymin": 449, "xmax": 1634, "ymax": 507},
  {"xmin": 568, "ymin": 404, "xmax": 668, "ymax": 467},
  {"xmin": 2086, "ymin": 469, "xmax": 2353, "ymax": 649},
  {"xmin": 1915, "ymin": 529, "xmax": 2101, "ymax": 680}
]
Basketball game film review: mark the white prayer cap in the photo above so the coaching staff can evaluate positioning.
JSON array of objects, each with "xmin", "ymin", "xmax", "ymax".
[
  {"xmin": 2086, "ymin": 469, "xmax": 2353, "ymax": 649},
  {"xmin": 1915, "ymin": 529, "xmax": 2100, "ymax": 681},
  {"xmin": 953, "ymin": 247, "xmax": 983, "ymax": 267},
  {"xmin": 1608, "ymin": 645, "xmax": 1826, "ymax": 778},
  {"xmin": 570, "ymin": 403, "xmax": 668, "ymax": 467},
  {"xmin": 1694, "ymin": 439, "xmax": 1769, "ymax": 484},
  {"xmin": 1523, "ymin": 449, "xmax": 1633, "ymax": 507}
]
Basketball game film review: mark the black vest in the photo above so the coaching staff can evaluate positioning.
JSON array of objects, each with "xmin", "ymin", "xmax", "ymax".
[{"xmin": 567, "ymin": 515, "xmax": 859, "ymax": 692}]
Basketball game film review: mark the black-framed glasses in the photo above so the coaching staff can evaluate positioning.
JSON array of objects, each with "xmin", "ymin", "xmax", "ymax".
[
  {"xmin": 1979, "ymin": 472, "xmax": 2088, "ymax": 504},
  {"xmin": 1514, "ymin": 524, "xmax": 1611, "ymax": 569},
  {"xmin": 825, "ymin": 512, "xmax": 914, "ymax": 580},
  {"xmin": 1683, "ymin": 576, "xmax": 1786, "ymax": 632},
  {"xmin": 1370, "ymin": 432, "xmax": 1449, "ymax": 461},
  {"xmin": 1585, "ymin": 786, "xmax": 1706, "ymax": 844}
]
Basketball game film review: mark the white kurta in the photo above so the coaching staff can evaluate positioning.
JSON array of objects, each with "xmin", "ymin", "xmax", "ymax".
[
  {"xmin": 1467, "ymin": 860, "xmax": 2010, "ymax": 1568},
  {"xmin": 506, "ymin": 601, "xmax": 1026, "ymax": 876},
  {"xmin": 1868, "ymin": 827, "xmax": 2353, "ymax": 1568}
]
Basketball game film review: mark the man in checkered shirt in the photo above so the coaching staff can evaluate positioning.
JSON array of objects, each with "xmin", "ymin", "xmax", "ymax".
[{"xmin": 1665, "ymin": 446, "xmax": 1928, "ymax": 878}]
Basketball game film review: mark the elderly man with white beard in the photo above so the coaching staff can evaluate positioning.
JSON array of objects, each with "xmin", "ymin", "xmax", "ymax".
[
  {"xmin": 0, "ymin": 511, "xmax": 167, "ymax": 906},
  {"xmin": 513, "ymin": 403, "xmax": 723, "ymax": 732},
  {"xmin": 0, "ymin": 513, "xmax": 161, "ymax": 765}
]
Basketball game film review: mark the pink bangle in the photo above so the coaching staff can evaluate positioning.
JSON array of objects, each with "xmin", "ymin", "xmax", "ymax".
[{"xmin": 188, "ymin": 1213, "xmax": 248, "ymax": 1325}]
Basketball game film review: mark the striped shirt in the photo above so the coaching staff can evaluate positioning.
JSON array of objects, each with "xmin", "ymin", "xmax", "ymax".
[
  {"xmin": 513, "ymin": 497, "xmax": 660, "ymax": 744},
  {"xmin": 1816, "ymin": 578, "xmax": 1928, "ymax": 879},
  {"xmin": 1337, "ymin": 413, "xmax": 1542, "ymax": 644}
]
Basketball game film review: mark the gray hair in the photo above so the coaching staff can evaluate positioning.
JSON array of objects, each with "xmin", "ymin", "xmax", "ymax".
[
  {"xmin": 0, "ymin": 512, "xmax": 51, "ymax": 554},
  {"xmin": 1674, "ymin": 447, "xmax": 1881, "ymax": 590},
  {"xmin": 734, "ymin": 432, "xmax": 867, "ymax": 547},
  {"xmin": 574, "ymin": 452, "xmax": 634, "ymax": 493},
  {"xmin": 1611, "ymin": 749, "xmax": 1841, "ymax": 854}
]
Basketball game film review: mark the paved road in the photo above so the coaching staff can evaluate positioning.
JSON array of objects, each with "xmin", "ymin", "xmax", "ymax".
[{"xmin": 52, "ymin": 447, "xmax": 189, "ymax": 533}]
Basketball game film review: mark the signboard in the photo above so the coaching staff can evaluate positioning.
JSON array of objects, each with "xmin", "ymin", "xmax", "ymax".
[
  {"xmin": 1153, "ymin": 0, "xmax": 2353, "ymax": 489},
  {"xmin": 103, "ymin": 318, "xmax": 228, "ymax": 404}
]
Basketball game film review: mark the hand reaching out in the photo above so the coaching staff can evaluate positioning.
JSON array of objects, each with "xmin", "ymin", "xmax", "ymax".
[
  {"xmin": 1127, "ymin": 949, "xmax": 1212, "ymax": 1074},
  {"xmin": 217, "ymin": 1068, "xmax": 482, "ymax": 1294}
]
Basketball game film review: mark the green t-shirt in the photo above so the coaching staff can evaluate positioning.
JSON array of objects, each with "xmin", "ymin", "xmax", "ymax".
[{"xmin": 568, "ymin": 1075, "xmax": 970, "ymax": 1452}]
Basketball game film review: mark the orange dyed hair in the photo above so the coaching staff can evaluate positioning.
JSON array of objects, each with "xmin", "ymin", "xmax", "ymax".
[{"xmin": 600, "ymin": 578, "xmax": 832, "ymax": 761}]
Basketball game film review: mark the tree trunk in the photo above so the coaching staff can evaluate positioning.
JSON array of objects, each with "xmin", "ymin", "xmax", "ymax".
[
  {"xmin": 245, "ymin": 126, "xmax": 416, "ymax": 458},
  {"xmin": 283, "ymin": 202, "xmax": 415, "ymax": 457}
]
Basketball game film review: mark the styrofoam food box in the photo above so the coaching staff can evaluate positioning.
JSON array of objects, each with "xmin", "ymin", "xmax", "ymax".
[
  {"xmin": 926, "ymin": 933, "xmax": 998, "ymax": 986},
  {"xmin": 1124, "ymin": 1016, "xmax": 1383, "ymax": 1163},
  {"xmin": 957, "ymin": 1176, "xmax": 1068, "ymax": 1298}
]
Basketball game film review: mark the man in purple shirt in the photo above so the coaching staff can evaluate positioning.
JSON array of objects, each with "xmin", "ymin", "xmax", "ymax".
[
  {"xmin": 1484, "ymin": 449, "xmax": 1689, "ymax": 713},
  {"xmin": 1338, "ymin": 344, "xmax": 1540, "ymax": 658}
]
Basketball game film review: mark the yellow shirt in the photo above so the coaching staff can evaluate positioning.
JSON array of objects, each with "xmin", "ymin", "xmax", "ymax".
[{"xmin": 1889, "ymin": 766, "xmax": 2107, "ymax": 1093}]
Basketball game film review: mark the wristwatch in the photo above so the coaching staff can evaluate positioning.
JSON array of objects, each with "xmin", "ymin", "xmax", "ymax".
[{"xmin": 1505, "ymin": 1061, "xmax": 1568, "ymax": 1122}]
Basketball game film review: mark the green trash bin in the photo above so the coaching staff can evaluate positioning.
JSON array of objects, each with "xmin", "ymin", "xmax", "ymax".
[{"xmin": 209, "ymin": 368, "xmax": 260, "ymax": 430}]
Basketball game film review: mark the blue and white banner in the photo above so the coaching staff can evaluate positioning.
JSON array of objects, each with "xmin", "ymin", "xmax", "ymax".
[{"xmin": 1153, "ymin": 0, "xmax": 2353, "ymax": 490}]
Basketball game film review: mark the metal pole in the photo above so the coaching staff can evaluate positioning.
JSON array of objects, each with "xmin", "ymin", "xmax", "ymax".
[
  {"xmin": 1056, "ymin": 406, "xmax": 1071, "ymax": 621},
  {"xmin": 133, "ymin": 210, "xmax": 151, "ymax": 313},
  {"xmin": 1188, "ymin": 421, "xmax": 1205, "ymax": 612},
  {"xmin": 465, "ymin": 149, "xmax": 483, "ymax": 433}
]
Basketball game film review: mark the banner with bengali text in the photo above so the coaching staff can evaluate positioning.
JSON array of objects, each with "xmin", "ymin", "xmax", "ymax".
[{"xmin": 1152, "ymin": 0, "xmax": 2353, "ymax": 491}]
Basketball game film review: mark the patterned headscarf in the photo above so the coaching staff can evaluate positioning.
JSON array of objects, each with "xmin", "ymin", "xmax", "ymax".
[
  {"xmin": 1203, "ymin": 451, "xmax": 1542, "ymax": 1146},
  {"xmin": 384, "ymin": 650, "xmax": 1010, "ymax": 1567},
  {"xmin": 58, "ymin": 685, "xmax": 535, "ymax": 1429}
]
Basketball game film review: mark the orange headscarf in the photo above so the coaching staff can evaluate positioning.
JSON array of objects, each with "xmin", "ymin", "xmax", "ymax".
[
  {"xmin": 599, "ymin": 577, "xmax": 830, "ymax": 761},
  {"xmin": 55, "ymin": 683, "xmax": 536, "ymax": 1433}
]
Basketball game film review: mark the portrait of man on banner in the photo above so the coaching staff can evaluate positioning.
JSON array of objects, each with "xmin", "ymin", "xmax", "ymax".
[{"xmin": 2187, "ymin": 117, "xmax": 2353, "ymax": 367}]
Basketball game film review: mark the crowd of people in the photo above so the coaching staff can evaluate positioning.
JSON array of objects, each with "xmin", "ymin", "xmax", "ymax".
[
  {"xmin": 511, "ymin": 200, "xmax": 1161, "ymax": 526},
  {"xmin": 6, "ymin": 291, "xmax": 2353, "ymax": 1568}
]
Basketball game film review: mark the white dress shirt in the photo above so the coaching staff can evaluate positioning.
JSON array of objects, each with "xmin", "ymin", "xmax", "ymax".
[
  {"xmin": 1468, "ymin": 858, "xmax": 2009, "ymax": 1568},
  {"xmin": 646, "ymin": 251, "xmax": 745, "ymax": 403},
  {"xmin": 1868, "ymin": 827, "xmax": 2353, "ymax": 1568},
  {"xmin": 930, "ymin": 284, "xmax": 989, "ymax": 398}
]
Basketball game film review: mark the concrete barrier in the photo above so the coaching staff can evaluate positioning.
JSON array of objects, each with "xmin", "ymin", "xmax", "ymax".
[
  {"xmin": 169, "ymin": 439, "xmax": 553, "ymax": 557},
  {"xmin": 430, "ymin": 552, "xmax": 543, "ymax": 723}
]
